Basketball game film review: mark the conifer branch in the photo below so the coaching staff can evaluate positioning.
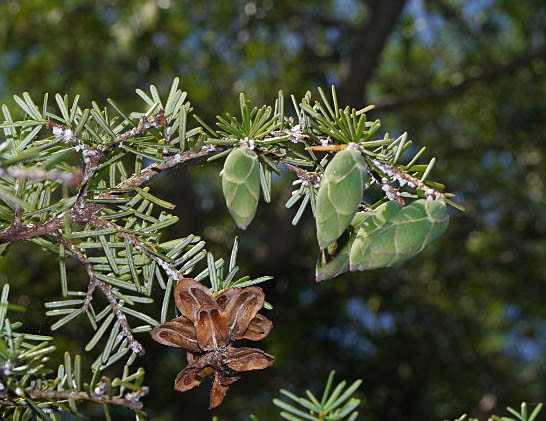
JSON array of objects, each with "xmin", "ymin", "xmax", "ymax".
[
  {"xmin": 282, "ymin": 162, "xmax": 321, "ymax": 186},
  {"xmin": 111, "ymin": 144, "xmax": 220, "ymax": 192},
  {"xmin": 0, "ymin": 166, "xmax": 83, "ymax": 186},
  {"xmin": 0, "ymin": 81, "xmax": 456, "ymax": 418},
  {"xmin": 0, "ymin": 217, "xmax": 64, "ymax": 243},
  {"xmin": 88, "ymin": 215, "xmax": 185, "ymax": 281},
  {"xmin": 118, "ymin": 109, "xmax": 167, "ymax": 141},
  {"xmin": 371, "ymin": 159, "xmax": 444, "ymax": 200},
  {"xmin": 0, "ymin": 385, "xmax": 149, "ymax": 412},
  {"xmin": 51, "ymin": 233, "xmax": 145, "ymax": 355},
  {"xmin": 0, "ymin": 202, "xmax": 101, "ymax": 243}
]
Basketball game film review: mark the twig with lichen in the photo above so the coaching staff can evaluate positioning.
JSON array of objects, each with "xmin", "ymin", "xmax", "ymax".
[
  {"xmin": 0, "ymin": 166, "xmax": 83, "ymax": 186},
  {"xmin": 0, "ymin": 383, "xmax": 149, "ymax": 412},
  {"xmin": 371, "ymin": 158, "xmax": 444, "ymax": 201},
  {"xmin": 52, "ymin": 233, "xmax": 144, "ymax": 355}
]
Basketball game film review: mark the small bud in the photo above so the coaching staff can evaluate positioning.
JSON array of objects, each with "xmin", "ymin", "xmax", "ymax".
[
  {"xmin": 321, "ymin": 137, "xmax": 331, "ymax": 146},
  {"xmin": 94, "ymin": 380, "xmax": 107, "ymax": 396},
  {"xmin": 130, "ymin": 341, "xmax": 143, "ymax": 353},
  {"xmin": 2, "ymin": 361, "xmax": 13, "ymax": 375}
]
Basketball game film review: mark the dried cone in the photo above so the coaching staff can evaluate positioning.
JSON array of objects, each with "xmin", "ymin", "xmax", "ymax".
[{"xmin": 150, "ymin": 278, "xmax": 274, "ymax": 408}]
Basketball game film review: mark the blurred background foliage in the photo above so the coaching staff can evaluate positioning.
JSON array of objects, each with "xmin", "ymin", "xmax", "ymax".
[{"xmin": 1, "ymin": 0, "xmax": 546, "ymax": 419}]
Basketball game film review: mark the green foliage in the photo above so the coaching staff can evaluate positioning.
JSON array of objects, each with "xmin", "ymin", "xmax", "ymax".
[
  {"xmin": 269, "ymin": 374, "xmax": 544, "ymax": 421},
  {"xmin": 249, "ymin": 374, "xmax": 545, "ymax": 421},
  {"xmin": 197, "ymin": 237, "xmax": 273, "ymax": 296},
  {"xmin": 299, "ymin": 88, "xmax": 379, "ymax": 146},
  {"xmin": 272, "ymin": 371, "xmax": 362, "ymax": 421},
  {"xmin": 0, "ymin": 284, "xmax": 147, "ymax": 419},
  {"xmin": 0, "ymin": 79, "xmax": 286, "ymax": 418},
  {"xmin": 453, "ymin": 402, "xmax": 543, "ymax": 421}
]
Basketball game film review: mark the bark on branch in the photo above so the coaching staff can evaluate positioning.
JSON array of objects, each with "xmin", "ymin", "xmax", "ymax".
[
  {"xmin": 0, "ymin": 385, "xmax": 149, "ymax": 411},
  {"xmin": 0, "ymin": 167, "xmax": 83, "ymax": 186}
]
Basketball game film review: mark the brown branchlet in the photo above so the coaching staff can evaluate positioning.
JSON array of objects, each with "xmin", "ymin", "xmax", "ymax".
[{"xmin": 150, "ymin": 278, "xmax": 274, "ymax": 408}]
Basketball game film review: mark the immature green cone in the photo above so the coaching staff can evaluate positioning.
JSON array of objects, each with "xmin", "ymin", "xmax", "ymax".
[
  {"xmin": 222, "ymin": 146, "xmax": 260, "ymax": 230},
  {"xmin": 350, "ymin": 199, "xmax": 449, "ymax": 271},
  {"xmin": 315, "ymin": 148, "xmax": 368, "ymax": 249},
  {"xmin": 315, "ymin": 211, "xmax": 371, "ymax": 282}
]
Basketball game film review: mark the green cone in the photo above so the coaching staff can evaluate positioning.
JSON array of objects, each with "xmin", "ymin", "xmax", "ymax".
[
  {"xmin": 315, "ymin": 148, "xmax": 368, "ymax": 249},
  {"xmin": 316, "ymin": 211, "xmax": 372, "ymax": 282},
  {"xmin": 350, "ymin": 199, "xmax": 449, "ymax": 271},
  {"xmin": 222, "ymin": 146, "xmax": 260, "ymax": 230}
]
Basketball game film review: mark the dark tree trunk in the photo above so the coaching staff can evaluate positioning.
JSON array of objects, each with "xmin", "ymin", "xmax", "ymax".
[{"xmin": 339, "ymin": 0, "xmax": 408, "ymax": 106}]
